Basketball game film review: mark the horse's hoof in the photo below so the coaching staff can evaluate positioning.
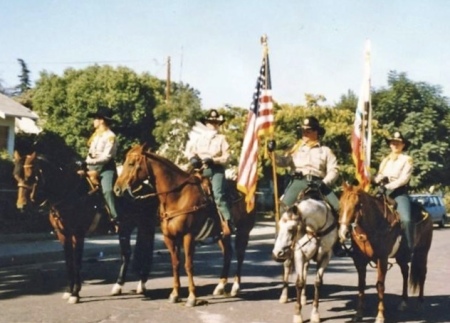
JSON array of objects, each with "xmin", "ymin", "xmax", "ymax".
[
  {"xmin": 67, "ymin": 296, "xmax": 79, "ymax": 304},
  {"xmin": 136, "ymin": 281, "xmax": 146, "ymax": 295},
  {"xmin": 310, "ymin": 312, "xmax": 320, "ymax": 323},
  {"xmin": 168, "ymin": 294, "xmax": 179, "ymax": 303},
  {"xmin": 230, "ymin": 282, "xmax": 240, "ymax": 297},
  {"xmin": 293, "ymin": 314, "xmax": 303, "ymax": 323},
  {"xmin": 279, "ymin": 295, "xmax": 288, "ymax": 303},
  {"xmin": 111, "ymin": 283, "xmax": 123, "ymax": 296},
  {"xmin": 185, "ymin": 298, "xmax": 196, "ymax": 307},
  {"xmin": 301, "ymin": 295, "xmax": 307, "ymax": 306},
  {"xmin": 213, "ymin": 283, "xmax": 225, "ymax": 296},
  {"xmin": 62, "ymin": 292, "xmax": 71, "ymax": 300}
]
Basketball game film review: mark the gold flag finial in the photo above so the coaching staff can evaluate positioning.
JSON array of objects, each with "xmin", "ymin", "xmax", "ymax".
[{"xmin": 260, "ymin": 34, "xmax": 268, "ymax": 45}]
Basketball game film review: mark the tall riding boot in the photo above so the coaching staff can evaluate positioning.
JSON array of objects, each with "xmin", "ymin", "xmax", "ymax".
[{"xmin": 87, "ymin": 170, "xmax": 100, "ymax": 193}]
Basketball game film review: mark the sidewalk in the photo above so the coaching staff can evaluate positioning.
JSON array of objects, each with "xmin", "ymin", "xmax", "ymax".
[
  {"xmin": 0, "ymin": 231, "xmax": 124, "ymax": 267},
  {"xmin": 0, "ymin": 221, "xmax": 276, "ymax": 268}
]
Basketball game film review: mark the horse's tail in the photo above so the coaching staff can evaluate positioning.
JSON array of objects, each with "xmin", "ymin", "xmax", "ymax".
[
  {"xmin": 409, "ymin": 213, "xmax": 433, "ymax": 294},
  {"xmin": 409, "ymin": 251, "xmax": 425, "ymax": 294}
]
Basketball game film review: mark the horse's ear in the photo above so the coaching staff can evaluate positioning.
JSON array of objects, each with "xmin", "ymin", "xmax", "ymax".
[
  {"xmin": 13, "ymin": 150, "xmax": 22, "ymax": 161},
  {"xmin": 342, "ymin": 181, "xmax": 349, "ymax": 190},
  {"xmin": 141, "ymin": 142, "xmax": 149, "ymax": 152},
  {"xmin": 291, "ymin": 205, "xmax": 299, "ymax": 216},
  {"xmin": 29, "ymin": 151, "xmax": 37, "ymax": 160}
]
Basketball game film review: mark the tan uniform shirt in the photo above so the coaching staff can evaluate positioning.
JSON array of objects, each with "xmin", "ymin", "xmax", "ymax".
[
  {"xmin": 375, "ymin": 153, "xmax": 413, "ymax": 190},
  {"xmin": 86, "ymin": 128, "xmax": 118, "ymax": 166},
  {"xmin": 185, "ymin": 132, "xmax": 230, "ymax": 166},
  {"xmin": 275, "ymin": 140, "xmax": 339, "ymax": 186}
]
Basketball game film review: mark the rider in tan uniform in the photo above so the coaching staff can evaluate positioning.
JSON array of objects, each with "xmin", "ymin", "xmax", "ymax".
[
  {"xmin": 374, "ymin": 131, "xmax": 414, "ymax": 257},
  {"xmin": 85, "ymin": 106, "xmax": 119, "ymax": 223},
  {"xmin": 268, "ymin": 116, "xmax": 345, "ymax": 256},
  {"xmin": 185, "ymin": 109, "xmax": 233, "ymax": 234}
]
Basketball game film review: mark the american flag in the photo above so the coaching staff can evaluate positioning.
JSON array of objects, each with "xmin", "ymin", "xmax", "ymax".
[
  {"xmin": 237, "ymin": 55, "xmax": 274, "ymax": 212},
  {"xmin": 351, "ymin": 40, "xmax": 372, "ymax": 191}
]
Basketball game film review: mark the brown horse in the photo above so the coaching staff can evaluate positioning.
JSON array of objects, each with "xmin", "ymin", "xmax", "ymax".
[
  {"xmin": 13, "ymin": 151, "xmax": 104, "ymax": 304},
  {"xmin": 113, "ymin": 144, "xmax": 255, "ymax": 306},
  {"xmin": 338, "ymin": 183, "xmax": 433, "ymax": 323},
  {"xmin": 13, "ymin": 149, "xmax": 158, "ymax": 303}
]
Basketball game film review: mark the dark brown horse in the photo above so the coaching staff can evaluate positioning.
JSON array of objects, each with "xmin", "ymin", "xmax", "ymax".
[
  {"xmin": 13, "ymin": 151, "xmax": 103, "ymax": 304},
  {"xmin": 13, "ymin": 150, "xmax": 158, "ymax": 303},
  {"xmin": 113, "ymin": 144, "xmax": 255, "ymax": 306},
  {"xmin": 338, "ymin": 183, "xmax": 433, "ymax": 323}
]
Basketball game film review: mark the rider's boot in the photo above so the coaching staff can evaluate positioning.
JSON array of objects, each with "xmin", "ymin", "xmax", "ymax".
[
  {"xmin": 330, "ymin": 206, "xmax": 348, "ymax": 257},
  {"xmin": 333, "ymin": 240, "xmax": 347, "ymax": 257},
  {"xmin": 87, "ymin": 170, "xmax": 100, "ymax": 194}
]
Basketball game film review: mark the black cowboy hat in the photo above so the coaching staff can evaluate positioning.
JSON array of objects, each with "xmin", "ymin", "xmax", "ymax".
[
  {"xmin": 385, "ymin": 131, "xmax": 410, "ymax": 149},
  {"xmin": 298, "ymin": 116, "xmax": 326, "ymax": 136},
  {"xmin": 87, "ymin": 106, "xmax": 114, "ymax": 122},
  {"xmin": 201, "ymin": 109, "xmax": 225, "ymax": 125}
]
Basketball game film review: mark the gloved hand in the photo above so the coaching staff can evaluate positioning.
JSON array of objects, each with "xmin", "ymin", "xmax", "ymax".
[
  {"xmin": 267, "ymin": 140, "xmax": 276, "ymax": 152},
  {"xmin": 189, "ymin": 156, "xmax": 202, "ymax": 169},
  {"xmin": 376, "ymin": 185, "xmax": 386, "ymax": 196},
  {"xmin": 381, "ymin": 176, "xmax": 389, "ymax": 184},
  {"xmin": 202, "ymin": 158, "xmax": 214, "ymax": 168},
  {"xmin": 75, "ymin": 160, "xmax": 87, "ymax": 169}
]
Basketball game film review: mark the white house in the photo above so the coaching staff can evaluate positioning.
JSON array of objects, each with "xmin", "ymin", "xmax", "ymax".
[{"xmin": 0, "ymin": 93, "xmax": 40, "ymax": 157}]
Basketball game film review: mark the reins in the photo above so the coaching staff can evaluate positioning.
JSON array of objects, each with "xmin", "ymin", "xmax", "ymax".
[
  {"xmin": 343, "ymin": 191, "xmax": 399, "ymax": 269},
  {"xmin": 131, "ymin": 151, "xmax": 211, "ymax": 219}
]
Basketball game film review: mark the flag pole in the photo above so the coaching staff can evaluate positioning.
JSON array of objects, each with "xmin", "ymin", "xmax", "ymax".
[{"xmin": 261, "ymin": 35, "xmax": 280, "ymax": 230}]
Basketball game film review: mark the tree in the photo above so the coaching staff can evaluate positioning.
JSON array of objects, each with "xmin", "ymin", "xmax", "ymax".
[
  {"xmin": 30, "ymin": 65, "xmax": 165, "ymax": 160},
  {"xmin": 152, "ymin": 83, "xmax": 203, "ymax": 164},
  {"xmin": 16, "ymin": 58, "xmax": 31, "ymax": 94},
  {"xmin": 371, "ymin": 71, "xmax": 450, "ymax": 190}
]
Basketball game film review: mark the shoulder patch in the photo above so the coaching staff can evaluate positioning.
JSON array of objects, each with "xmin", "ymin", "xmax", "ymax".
[
  {"xmin": 407, "ymin": 156, "xmax": 413, "ymax": 164},
  {"xmin": 108, "ymin": 135, "xmax": 116, "ymax": 143}
]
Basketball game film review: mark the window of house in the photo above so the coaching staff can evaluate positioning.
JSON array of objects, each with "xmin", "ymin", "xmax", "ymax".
[{"xmin": 0, "ymin": 126, "xmax": 9, "ymax": 151}]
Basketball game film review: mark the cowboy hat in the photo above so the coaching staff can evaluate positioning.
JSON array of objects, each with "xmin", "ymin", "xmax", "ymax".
[
  {"xmin": 385, "ymin": 131, "xmax": 410, "ymax": 149},
  {"xmin": 201, "ymin": 109, "xmax": 225, "ymax": 125},
  {"xmin": 298, "ymin": 116, "xmax": 325, "ymax": 136},
  {"xmin": 87, "ymin": 106, "xmax": 114, "ymax": 122}
]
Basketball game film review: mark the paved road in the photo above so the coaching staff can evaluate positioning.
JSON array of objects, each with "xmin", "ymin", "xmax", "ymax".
[{"xmin": 0, "ymin": 220, "xmax": 449, "ymax": 323}]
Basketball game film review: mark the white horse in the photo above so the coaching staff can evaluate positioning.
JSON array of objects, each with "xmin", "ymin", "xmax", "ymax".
[{"xmin": 272, "ymin": 197, "xmax": 337, "ymax": 323}]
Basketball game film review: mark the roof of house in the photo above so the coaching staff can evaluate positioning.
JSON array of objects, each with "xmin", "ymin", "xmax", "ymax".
[{"xmin": 0, "ymin": 93, "xmax": 39, "ymax": 120}]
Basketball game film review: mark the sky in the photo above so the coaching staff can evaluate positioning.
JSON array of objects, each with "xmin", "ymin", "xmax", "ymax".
[{"xmin": 1, "ymin": 1, "xmax": 450, "ymax": 109}]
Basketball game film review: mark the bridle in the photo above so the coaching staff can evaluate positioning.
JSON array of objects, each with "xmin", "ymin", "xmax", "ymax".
[
  {"xmin": 124, "ymin": 151, "xmax": 210, "ymax": 219},
  {"xmin": 18, "ymin": 155, "xmax": 83, "ymax": 208}
]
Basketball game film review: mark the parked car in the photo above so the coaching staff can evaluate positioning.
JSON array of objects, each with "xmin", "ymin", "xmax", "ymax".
[{"xmin": 409, "ymin": 194, "xmax": 447, "ymax": 228}]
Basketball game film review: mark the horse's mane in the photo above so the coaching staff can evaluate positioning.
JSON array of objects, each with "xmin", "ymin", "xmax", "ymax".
[
  {"xmin": 131, "ymin": 144, "xmax": 188, "ymax": 177},
  {"xmin": 16, "ymin": 131, "xmax": 81, "ymax": 169},
  {"xmin": 146, "ymin": 151, "xmax": 189, "ymax": 177},
  {"xmin": 342, "ymin": 183, "xmax": 398, "ymax": 225}
]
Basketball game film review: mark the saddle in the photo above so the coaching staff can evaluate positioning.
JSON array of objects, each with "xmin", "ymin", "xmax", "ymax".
[
  {"xmin": 191, "ymin": 169, "xmax": 232, "ymax": 237},
  {"xmin": 77, "ymin": 169, "xmax": 100, "ymax": 194}
]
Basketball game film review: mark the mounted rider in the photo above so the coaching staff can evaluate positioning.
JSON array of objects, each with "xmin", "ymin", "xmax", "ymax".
[
  {"xmin": 373, "ymin": 131, "xmax": 414, "ymax": 258},
  {"xmin": 84, "ymin": 106, "xmax": 119, "ymax": 225},
  {"xmin": 267, "ymin": 116, "xmax": 345, "ymax": 256},
  {"xmin": 184, "ymin": 109, "xmax": 234, "ymax": 235}
]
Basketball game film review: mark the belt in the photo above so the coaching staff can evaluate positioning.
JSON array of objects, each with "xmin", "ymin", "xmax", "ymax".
[{"xmin": 292, "ymin": 171, "xmax": 321, "ymax": 181}]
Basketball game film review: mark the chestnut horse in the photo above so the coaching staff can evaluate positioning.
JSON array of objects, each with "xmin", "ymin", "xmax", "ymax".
[
  {"xmin": 13, "ymin": 150, "xmax": 158, "ymax": 303},
  {"xmin": 338, "ymin": 183, "xmax": 433, "ymax": 323},
  {"xmin": 272, "ymin": 187, "xmax": 338, "ymax": 323},
  {"xmin": 114, "ymin": 144, "xmax": 255, "ymax": 306}
]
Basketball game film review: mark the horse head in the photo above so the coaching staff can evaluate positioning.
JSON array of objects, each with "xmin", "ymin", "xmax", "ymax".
[
  {"xmin": 13, "ymin": 151, "xmax": 48, "ymax": 210},
  {"xmin": 272, "ymin": 205, "xmax": 301, "ymax": 262},
  {"xmin": 338, "ymin": 182, "xmax": 362, "ymax": 243},
  {"xmin": 272, "ymin": 198, "xmax": 336, "ymax": 262}
]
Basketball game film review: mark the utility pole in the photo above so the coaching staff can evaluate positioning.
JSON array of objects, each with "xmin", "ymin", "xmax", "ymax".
[{"xmin": 166, "ymin": 56, "xmax": 171, "ymax": 103}]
